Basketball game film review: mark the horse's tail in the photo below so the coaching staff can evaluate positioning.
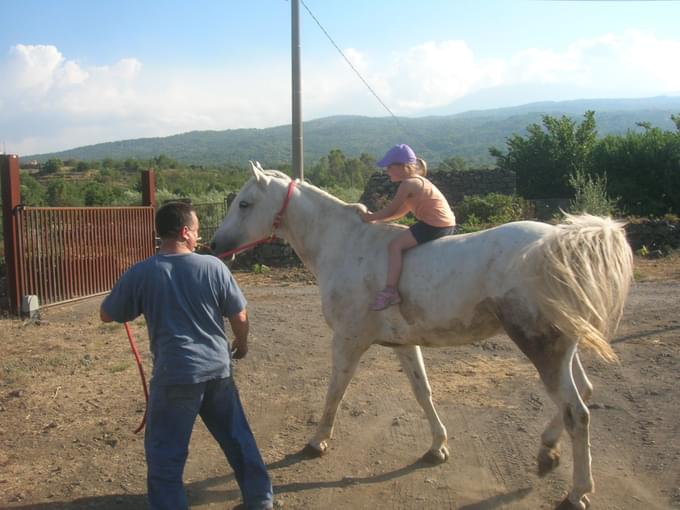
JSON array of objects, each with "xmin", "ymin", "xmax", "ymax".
[{"xmin": 524, "ymin": 213, "xmax": 634, "ymax": 362}]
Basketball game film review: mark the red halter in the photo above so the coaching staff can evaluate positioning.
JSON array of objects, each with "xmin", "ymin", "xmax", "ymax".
[{"xmin": 215, "ymin": 179, "xmax": 297, "ymax": 260}]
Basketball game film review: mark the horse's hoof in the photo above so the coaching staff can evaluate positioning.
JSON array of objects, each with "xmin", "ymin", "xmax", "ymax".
[
  {"xmin": 421, "ymin": 447, "xmax": 449, "ymax": 465},
  {"xmin": 537, "ymin": 446, "xmax": 560, "ymax": 477},
  {"xmin": 554, "ymin": 495, "xmax": 588, "ymax": 510},
  {"xmin": 302, "ymin": 443, "xmax": 326, "ymax": 458}
]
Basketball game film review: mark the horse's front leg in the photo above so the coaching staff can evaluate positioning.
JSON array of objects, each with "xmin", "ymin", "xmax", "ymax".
[
  {"xmin": 393, "ymin": 345, "xmax": 449, "ymax": 464},
  {"xmin": 306, "ymin": 334, "xmax": 368, "ymax": 456}
]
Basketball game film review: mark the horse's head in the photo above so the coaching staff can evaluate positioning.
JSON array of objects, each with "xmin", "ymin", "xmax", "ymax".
[{"xmin": 210, "ymin": 161, "xmax": 292, "ymax": 256}]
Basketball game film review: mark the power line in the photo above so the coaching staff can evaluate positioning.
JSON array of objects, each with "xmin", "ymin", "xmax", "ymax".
[
  {"xmin": 299, "ymin": 0, "xmax": 455, "ymax": 169},
  {"xmin": 300, "ymin": 0, "xmax": 403, "ymax": 126}
]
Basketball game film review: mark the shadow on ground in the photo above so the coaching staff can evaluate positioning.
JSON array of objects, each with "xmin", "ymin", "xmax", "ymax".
[{"xmin": 8, "ymin": 452, "xmax": 536, "ymax": 510}]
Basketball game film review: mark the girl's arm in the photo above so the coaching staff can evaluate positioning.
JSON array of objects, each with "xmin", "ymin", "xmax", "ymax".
[{"xmin": 359, "ymin": 180, "xmax": 416, "ymax": 223}]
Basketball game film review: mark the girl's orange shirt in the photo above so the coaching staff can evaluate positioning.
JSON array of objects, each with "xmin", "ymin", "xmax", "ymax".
[{"xmin": 403, "ymin": 176, "xmax": 456, "ymax": 227}]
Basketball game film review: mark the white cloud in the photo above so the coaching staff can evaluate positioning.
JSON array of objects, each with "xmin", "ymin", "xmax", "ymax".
[
  {"xmin": 490, "ymin": 30, "xmax": 680, "ymax": 96},
  {"xmin": 6, "ymin": 44, "xmax": 64, "ymax": 93},
  {"xmin": 0, "ymin": 44, "xmax": 292, "ymax": 153},
  {"xmin": 336, "ymin": 30, "xmax": 680, "ymax": 114},
  {"xmin": 56, "ymin": 60, "xmax": 89, "ymax": 87},
  {"xmin": 1, "ymin": 31, "xmax": 679, "ymax": 155},
  {"xmin": 389, "ymin": 41, "xmax": 483, "ymax": 108}
]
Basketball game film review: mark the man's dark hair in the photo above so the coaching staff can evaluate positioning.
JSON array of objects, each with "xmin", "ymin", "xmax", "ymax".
[{"xmin": 155, "ymin": 201, "xmax": 196, "ymax": 239}]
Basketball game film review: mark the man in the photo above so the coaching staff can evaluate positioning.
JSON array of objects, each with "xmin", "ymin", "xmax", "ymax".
[{"xmin": 100, "ymin": 201, "xmax": 273, "ymax": 510}]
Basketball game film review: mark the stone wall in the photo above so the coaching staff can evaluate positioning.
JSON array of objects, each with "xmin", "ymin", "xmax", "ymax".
[
  {"xmin": 358, "ymin": 169, "xmax": 516, "ymax": 211},
  {"xmin": 227, "ymin": 169, "xmax": 516, "ymax": 268},
  {"xmin": 225, "ymin": 173, "xmax": 680, "ymax": 267},
  {"xmin": 625, "ymin": 218, "xmax": 680, "ymax": 255},
  {"xmin": 230, "ymin": 238, "xmax": 301, "ymax": 270}
]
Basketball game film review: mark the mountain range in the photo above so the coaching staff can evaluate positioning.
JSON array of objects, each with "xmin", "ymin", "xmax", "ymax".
[{"xmin": 25, "ymin": 96, "xmax": 680, "ymax": 168}]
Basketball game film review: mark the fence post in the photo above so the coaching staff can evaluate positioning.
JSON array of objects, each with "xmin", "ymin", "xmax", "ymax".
[
  {"xmin": 141, "ymin": 169, "xmax": 156, "ymax": 208},
  {"xmin": 1, "ymin": 154, "xmax": 22, "ymax": 314}
]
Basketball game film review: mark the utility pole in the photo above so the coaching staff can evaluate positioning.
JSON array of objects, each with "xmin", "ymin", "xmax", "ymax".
[{"xmin": 291, "ymin": 0, "xmax": 304, "ymax": 180}]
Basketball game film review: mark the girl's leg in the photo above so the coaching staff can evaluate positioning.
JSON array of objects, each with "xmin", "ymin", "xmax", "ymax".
[
  {"xmin": 386, "ymin": 230, "xmax": 418, "ymax": 288},
  {"xmin": 372, "ymin": 230, "xmax": 418, "ymax": 310}
]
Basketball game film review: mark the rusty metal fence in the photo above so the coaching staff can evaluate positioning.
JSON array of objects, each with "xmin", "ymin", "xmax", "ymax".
[
  {"xmin": 15, "ymin": 206, "xmax": 156, "ymax": 306},
  {"xmin": 192, "ymin": 199, "xmax": 229, "ymax": 247},
  {"xmin": 2, "ymin": 155, "xmax": 158, "ymax": 314}
]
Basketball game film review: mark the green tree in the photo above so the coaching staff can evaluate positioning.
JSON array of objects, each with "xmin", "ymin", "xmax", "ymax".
[
  {"xmin": 308, "ymin": 157, "xmax": 331, "ymax": 187},
  {"xmin": 591, "ymin": 120, "xmax": 680, "ymax": 216},
  {"xmin": 490, "ymin": 111, "xmax": 597, "ymax": 199},
  {"xmin": 307, "ymin": 149, "xmax": 377, "ymax": 189},
  {"xmin": 154, "ymin": 154, "xmax": 178, "ymax": 169},
  {"xmin": 83, "ymin": 182, "xmax": 122, "ymax": 206},
  {"xmin": 123, "ymin": 158, "xmax": 142, "ymax": 173},
  {"xmin": 327, "ymin": 149, "xmax": 347, "ymax": 185},
  {"xmin": 437, "ymin": 156, "xmax": 467, "ymax": 172},
  {"xmin": 42, "ymin": 158, "xmax": 64, "ymax": 175},
  {"xmin": 46, "ymin": 180, "xmax": 82, "ymax": 206},
  {"xmin": 20, "ymin": 174, "xmax": 47, "ymax": 205}
]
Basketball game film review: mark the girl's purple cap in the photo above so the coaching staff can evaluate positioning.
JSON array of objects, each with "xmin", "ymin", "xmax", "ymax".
[{"xmin": 377, "ymin": 144, "xmax": 416, "ymax": 167}]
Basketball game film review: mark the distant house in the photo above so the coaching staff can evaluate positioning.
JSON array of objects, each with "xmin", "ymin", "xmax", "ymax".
[{"xmin": 20, "ymin": 160, "xmax": 40, "ymax": 174}]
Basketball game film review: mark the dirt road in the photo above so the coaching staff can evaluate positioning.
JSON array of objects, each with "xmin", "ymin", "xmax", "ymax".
[{"xmin": 1, "ymin": 264, "xmax": 679, "ymax": 510}]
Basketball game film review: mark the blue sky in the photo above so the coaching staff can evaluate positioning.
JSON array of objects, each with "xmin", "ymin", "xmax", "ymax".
[{"xmin": 1, "ymin": 0, "xmax": 679, "ymax": 155}]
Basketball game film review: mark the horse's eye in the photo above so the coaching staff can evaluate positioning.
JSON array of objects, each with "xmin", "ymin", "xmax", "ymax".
[{"xmin": 239, "ymin": 201, "xmax": 249, "ymax": 209}]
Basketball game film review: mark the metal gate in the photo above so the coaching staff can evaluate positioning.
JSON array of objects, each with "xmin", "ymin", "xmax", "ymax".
[
  {"xmin": 2, "ymin": 155, "xmax": 158, "ymax": 313},
  {"xmin": 15, "ymin": 206, "xmax": 156, "ymax": 306}
]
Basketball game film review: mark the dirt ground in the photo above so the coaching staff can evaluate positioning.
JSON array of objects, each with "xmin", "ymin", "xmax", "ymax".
[{"xmin": 1, "ymin": 257, "xmax": 680, "ymax": 510}]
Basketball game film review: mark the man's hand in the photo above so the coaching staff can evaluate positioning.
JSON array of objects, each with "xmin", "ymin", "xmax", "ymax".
[
  {"xmin": 228, "ymin": 309, "xmax": 250, "ymax": 360},
  {"xmin": 231, "ymin": 336, "xmax": 248, "ymax": 359}
]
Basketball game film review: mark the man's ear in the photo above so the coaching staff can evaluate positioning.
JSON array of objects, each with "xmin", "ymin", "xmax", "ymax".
[{"xmin": 180, "ymin": 225, "xmax": 190, "ymax": 243}]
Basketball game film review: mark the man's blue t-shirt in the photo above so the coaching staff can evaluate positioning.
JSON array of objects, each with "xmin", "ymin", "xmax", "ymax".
[{"xmin": 102, "ymin": 253, "xmax": 246, "ymax": 385}]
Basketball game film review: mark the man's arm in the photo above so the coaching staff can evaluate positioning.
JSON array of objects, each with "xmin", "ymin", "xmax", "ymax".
[
  {"xmin": 359, "ymin": 179, "xmax": 415, "ymax": 223},
  {"xmin": 228, "ymin": 308, "xmax": 249, "ymax": 359}
]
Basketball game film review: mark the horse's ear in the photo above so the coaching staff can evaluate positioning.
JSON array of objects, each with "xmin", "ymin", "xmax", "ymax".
[{"xmin": 249, "ymin": 160, "xmax": 270, "ymax": 185}]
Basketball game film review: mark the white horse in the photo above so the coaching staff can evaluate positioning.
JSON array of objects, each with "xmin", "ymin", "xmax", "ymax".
[{"xmin": 211, "ymin": 162, "xmax": 633, "ymax": 510}]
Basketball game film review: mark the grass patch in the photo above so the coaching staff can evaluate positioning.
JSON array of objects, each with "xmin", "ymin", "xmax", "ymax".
[{"xmin": 108, "ymin": 363, "xmax": 129, "ymax": 374}]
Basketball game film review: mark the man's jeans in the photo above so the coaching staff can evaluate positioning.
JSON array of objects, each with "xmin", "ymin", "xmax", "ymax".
[{"xmin": 145, "ymin": 377, "xmax": 273, "ymax": 509}]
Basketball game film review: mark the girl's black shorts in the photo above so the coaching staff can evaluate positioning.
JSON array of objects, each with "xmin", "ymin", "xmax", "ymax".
[{"xmin": 409, "ymin": 221, "xmax": 456, "ymax": 244}]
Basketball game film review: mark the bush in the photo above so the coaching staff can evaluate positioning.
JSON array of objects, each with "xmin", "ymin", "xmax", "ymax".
[
  {"xmin": 456, "ymin": 193, "xmax": 531, "ymax": 229},
  {"xmin": 320, "ymin": 185, "xmax": 363, "ymax": 203},
  {"xmin": 567, "ymin": 170, "xmax": 618, "ymax": 216}
]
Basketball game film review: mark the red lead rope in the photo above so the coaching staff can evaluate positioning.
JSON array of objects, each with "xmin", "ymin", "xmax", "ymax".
[
  {"xmin": 123, "ymin": 179, "xmax": 297, "ymax": 432},
  {"xmin": 124, "ymin": 322, "xmax": 149, "ymax": 433}
]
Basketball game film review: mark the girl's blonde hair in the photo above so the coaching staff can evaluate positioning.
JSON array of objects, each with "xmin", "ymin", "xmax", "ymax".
[{"xmin": 405, "ymin": 158, "xmax": 427, "ymax": 177}]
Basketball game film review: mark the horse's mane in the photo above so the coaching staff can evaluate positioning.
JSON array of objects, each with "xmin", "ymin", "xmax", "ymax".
[
  {"xmin": 263, "ymin": 169, "xmax": 291, "ymax": 180},
  {"xmin": 264, "ymin": 168, "xmax": 404, "ymax": 230},
  {"xmin": 263, "ymin": 169, "xmax": 351, "ymax": 208}
]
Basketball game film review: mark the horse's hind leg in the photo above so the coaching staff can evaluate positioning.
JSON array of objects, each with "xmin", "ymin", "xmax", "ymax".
[
  {"xmin": 545, "ymin": 346, "xmax": 594, "ymax": 510},
  {"xmin": 538, "ymin": 352, "xmax": 593, "ymax": 477},
  {"xmin": 306, "ymin": 334, "xmax": 367, "ymax": 456},
  {"xmin": 505, "ymin": 320, "xmax": 594, "ymax": 508},
  {"xmin": 393, "ymin": 345, "xmax": 449, "ymax": 464}
]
